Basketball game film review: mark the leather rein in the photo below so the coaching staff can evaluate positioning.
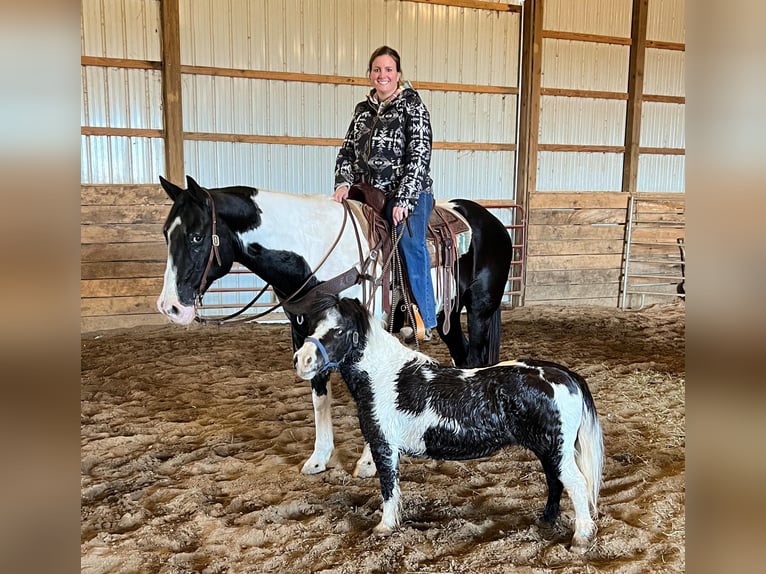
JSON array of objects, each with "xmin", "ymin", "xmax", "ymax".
[{"xmin": 193, "ymin": 194, "xmax": 386, "ymax": 326}]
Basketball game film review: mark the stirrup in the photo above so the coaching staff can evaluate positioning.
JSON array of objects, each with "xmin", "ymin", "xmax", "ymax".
[{"xmin": 412, "ymin": 304, "xmax": 428, "ymax": 341}]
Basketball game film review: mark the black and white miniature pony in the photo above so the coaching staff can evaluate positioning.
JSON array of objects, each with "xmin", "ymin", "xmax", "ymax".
[
  {"xmin": 293, "ymin": 296, "xmax": 604, "ymax": 551},
  {"xmin": 156, "ymin": 175, "xmax": 513, "ymax": 478}
]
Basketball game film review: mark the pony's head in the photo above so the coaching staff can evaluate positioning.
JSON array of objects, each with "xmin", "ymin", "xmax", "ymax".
[
  {"xmin": 293, "ymin": 296, "xmax": 370, "ymax": 380},
  {"xmin": 156, "ymin": 175, "xmax": 240, "ymax": 324}
]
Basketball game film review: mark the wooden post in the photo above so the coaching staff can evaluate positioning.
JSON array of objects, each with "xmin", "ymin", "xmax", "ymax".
[
  {"xmin": 514, "ymin": 0, "xmax": 544, "ymax": 306},
  {"xmin": 160, "ymin": 0, "xmax": 184, "ymax": 184},
  {"xmin": 622, "ymin": 0, "xmax": 649, "ymax": 195}
]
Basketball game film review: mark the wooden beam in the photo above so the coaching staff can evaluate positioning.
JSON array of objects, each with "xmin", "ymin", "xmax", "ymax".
[
  {"xmin": 645, "ymin": 40, "xmax": 685, "ymax": 51},
  {"xmin": 81, "ymin": 56, "xmax": 161, "ymax": 70},
  {"xmin": 622, "ymin": 0, "xmax": 649, "ymax": 195},
  {"xmin": 160, "ymin": 0, "xmax": 184, "ymax": 183},
  {"xmin": 541, "ymin": 87, "xmax": 628, "ymax": 100},
  {"xmin": 182, "ymin": 65, "xmax": 516, "ymax": 95},
  {"xmin": 542, "ymin": 30, "xmax": 631, "ymax": 46},
  {"xmin": 401, "ymin": 0, "xmax": 522, "ymax": 13},
  {"xmin": 529, "ymin": 191, "xmax": 629, "ymax": 209},
  {"xmin": 81, "ymin": 126, "xmax": 164, "ymax": 138},
  {"xmin": 538, "ymin": 144, "xmax": 625, "ymax": 154}
]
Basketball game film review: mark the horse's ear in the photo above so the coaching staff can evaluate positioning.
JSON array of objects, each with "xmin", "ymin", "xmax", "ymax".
[
  {"xmin": 185, "ymin": 175, "xmax": 208, "ymax": 206},
  {"xmin": 159, "ymin": 175, "xmax": 183, "ymax": 201}
]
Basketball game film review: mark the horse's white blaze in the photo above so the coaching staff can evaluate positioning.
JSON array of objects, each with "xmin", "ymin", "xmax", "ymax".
[{"xmin": 157, "ymin": 217, "xmax": 196, "ymax": 325}]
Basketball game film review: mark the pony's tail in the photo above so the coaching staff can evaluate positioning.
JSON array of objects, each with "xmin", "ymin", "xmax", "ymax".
[{"xmin": 574, "ymin": 388, "xmax": 604, "ymax": 516}]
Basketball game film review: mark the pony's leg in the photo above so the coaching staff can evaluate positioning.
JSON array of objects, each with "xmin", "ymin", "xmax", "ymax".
[
  {"xmin": 559, "ymin": 452, "xmax": 597, "ymax": 551},
  {"xmin": 539, "ymin": 457, "xmax": 565, "ymax": 523},
  {"xmin": 301, "ymin": 376, "xmax": 334, "ymax": 475},
  {"xmin": 371, "ymin": 450, "xmax": 401, "ymax": 536},
  {"xmin": 352, "ymin": 443, "xmax": 377, "ymax": 478}
]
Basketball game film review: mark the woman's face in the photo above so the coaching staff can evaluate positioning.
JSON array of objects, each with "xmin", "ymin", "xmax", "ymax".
[{"xmin": 369, "ymin": 54, "xmax": 401, "ymax": 101}]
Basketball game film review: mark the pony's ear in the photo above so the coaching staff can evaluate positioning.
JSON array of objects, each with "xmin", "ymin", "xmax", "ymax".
[
  {"xmin": 159, "ymin": 175, "xmax": 183, "ymax": 201},
  {"xmin": 185, "ymin": 175, "xmax": 208, "ymax": 206}
]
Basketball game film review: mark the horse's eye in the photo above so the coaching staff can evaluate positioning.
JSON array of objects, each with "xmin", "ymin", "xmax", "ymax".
[
  {"xmin": 190, "ymin": 233, "xmax": 203, "ymax": 244},
  {"xmin": 334, "ymin": 328, "xmax": 344, "ymax": 338}
]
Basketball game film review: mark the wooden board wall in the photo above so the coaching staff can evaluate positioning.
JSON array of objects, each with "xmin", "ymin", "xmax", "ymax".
[
  {"xmin": 81, "ymin": 184, "xmax": 170, "ymax": 332},
  {"xmin": 525, "ymin": 192, "xmax": 629, "ymax": 306}
]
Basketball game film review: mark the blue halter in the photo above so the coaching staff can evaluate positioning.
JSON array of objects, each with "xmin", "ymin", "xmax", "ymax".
[{"xmin": 306, "ymin": 336, "xmax": 341, "ymax": 374}]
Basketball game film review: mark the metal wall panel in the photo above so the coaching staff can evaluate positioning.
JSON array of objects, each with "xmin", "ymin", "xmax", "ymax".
[
  {"xmin": 544, "ymin": 0, "xmax": 632, "ymax": 37},
  {"xmin": 637, "ymin": 154, "xmax": 684, "ymax": 192},
  {"xmin": 536, "ymin": 152, "xmax": 624, "ymax": 192},
  {"xmin": 80, "ymin": 0, "xmax": 161, "ymax": 59},
  {"xmin": 647, "ymin": 0, "xmax": 685, "ymax": 43},
  {"xmin": 540, "ymin": 96, "xmax": 626, "ymax": 145},
  {"xmin": 641, "ymin": 102, "xmax": 685, "ymax": 148},
  {"xmin": 644, "ymin": 48, "xmax": 685, "ymax": 97},
  {"xmin": 542, "ymin": 39, "xmax": 629, "ymax": 92}
]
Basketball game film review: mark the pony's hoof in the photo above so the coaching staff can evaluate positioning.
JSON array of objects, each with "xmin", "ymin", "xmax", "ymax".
[
  {"xmin": 301, "ymin": 458, "xmax": 327, "ymax": 475},
  {"xmin": 372, "ymin": 523, "xmax": 394, "ymax": 537},
  {"xmin": 570, "ymin": 533, "xmax": 593, "ymax": 553},
  {"xmin": 353, "ymin": 459, "xmax": 377, "ymax": 478}
]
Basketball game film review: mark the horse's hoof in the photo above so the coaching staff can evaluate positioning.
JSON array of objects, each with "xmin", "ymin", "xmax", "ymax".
[
  {"xmin": 301, "ymin": 459, "xmax": 327, "ymax": 475},
  {"xmin": 353, "ymin": 459, "xmax": 377, "ymax": 478}
]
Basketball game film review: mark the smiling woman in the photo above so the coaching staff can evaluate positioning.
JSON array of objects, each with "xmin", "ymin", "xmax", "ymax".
[{"xmin": 332, "ymin": 45, "xmax": 438, "ymax": 337}]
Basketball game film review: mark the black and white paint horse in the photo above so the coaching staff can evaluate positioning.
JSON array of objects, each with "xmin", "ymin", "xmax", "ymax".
[
  {"xmin": 293, "ymin": 296, "xmax": 604, "ymax": 551},
  {"xmin": 156, "ymin": 175, "xmax": 513, "ymax": 477}
]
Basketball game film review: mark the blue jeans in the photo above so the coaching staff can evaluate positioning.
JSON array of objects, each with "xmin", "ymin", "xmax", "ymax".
[{"xmin": 386, "ymin": 193, "xmax": 436, "ymax": 329}]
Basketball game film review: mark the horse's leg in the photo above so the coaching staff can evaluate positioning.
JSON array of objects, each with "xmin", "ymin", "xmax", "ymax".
[
  {"xmin": 436, "ymin": 302, "xmax": 469, "ymax": 367},
  {"xmin": 352, "ymin": 443, "xmax": 377, "ymax": 478},
  {"xmin": 301, "ymin": 371, "xmax": 334, "ymax": 475}
]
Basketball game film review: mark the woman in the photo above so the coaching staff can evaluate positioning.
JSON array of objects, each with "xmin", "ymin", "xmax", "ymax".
[{"xmin": 332, "ymin": 45, "xmax": 436, "ymax": 340}]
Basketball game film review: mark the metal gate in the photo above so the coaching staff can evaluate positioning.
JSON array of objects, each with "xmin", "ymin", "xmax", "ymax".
[{"xmin": 620, "ymin": 195, "xmax": 686, "ymax": 310}]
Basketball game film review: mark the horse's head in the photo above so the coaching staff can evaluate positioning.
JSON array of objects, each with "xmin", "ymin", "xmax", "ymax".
[
  {"xmin": 293, "ymin": 296, "xmax": 370, "ymax": 380},
  {"xmin": 156, "ymin": 175, "xmax": 239, "ymax": 324}
]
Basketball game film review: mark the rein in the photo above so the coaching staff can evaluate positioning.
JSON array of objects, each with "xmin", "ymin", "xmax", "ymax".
[{"xmin": 195, "ymin": 199, "xmax": 366, "ymax": 325}]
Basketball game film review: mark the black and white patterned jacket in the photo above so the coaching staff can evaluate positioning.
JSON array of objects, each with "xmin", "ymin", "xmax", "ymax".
[{"xmin": 334, "ymin": 87, "xmax": 433, "ymax": 210}]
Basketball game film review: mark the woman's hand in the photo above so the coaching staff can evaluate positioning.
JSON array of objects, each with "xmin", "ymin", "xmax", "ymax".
[
  {"xmin": 392, "ymin": 205, "xmax": 409, "ymax": 225},
  {"xmin": 333, "ymin": 184, "xmax": 350, "ymax": 202}
]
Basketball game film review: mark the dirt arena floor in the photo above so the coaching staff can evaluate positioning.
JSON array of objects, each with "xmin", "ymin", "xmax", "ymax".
[{"xmin": 81, "ymin": 301, "xmax": 685, "ymax": 573}]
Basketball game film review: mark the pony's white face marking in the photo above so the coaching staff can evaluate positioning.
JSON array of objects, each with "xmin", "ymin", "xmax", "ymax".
[
  {"xmin": 293, "ymin": 310, "xmax": 342, "ymax": 380},
  {"xmin": 156, "ymin": 216, "xmax": 196, "ymax": 325}
]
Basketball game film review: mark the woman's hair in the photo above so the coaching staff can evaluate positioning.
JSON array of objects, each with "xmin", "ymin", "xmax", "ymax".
[{"xmin": 367, "ymin": 45, "xmax": 402, "ymax": 75}]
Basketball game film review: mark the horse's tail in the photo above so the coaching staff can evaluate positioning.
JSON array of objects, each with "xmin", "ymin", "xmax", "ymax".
[
  {"xmin": 486, "ymin": 307, "xmax": 502, "ymax": 365},
  {"xmin": 574, "ymin": 383, "xmax": 604, "ymax": 516}
]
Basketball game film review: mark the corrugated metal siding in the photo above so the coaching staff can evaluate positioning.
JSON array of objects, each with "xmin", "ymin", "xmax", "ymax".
[
  {"xmin": 641, "ymin": 102, "xmax": 685, "ymax": 148},
  {"xmin": 637, "ymin": 155, "xmax": 684, "ymax": 192},
  {"xmin": 540, "ymin": 96, "xmax": 626, "ymax": 145},
  {"xmin": 81, "ymin": 0, "xmax": 162, "ymax": 60},
  {"xmin": 644, "ymin": 48, "xmax": 685, "ymax": 97},
  {"xmin": 544, "ymin": 0, "xmax": 632, "ymax": 37},
  {"xmin": 536, "ymin": 152, "xmax": 623, "ymax": 192},
  {"xmin": 541, "ymin": 39, "xmax": 629, "ymax": 92},
  {"xmin": 178, "ymin": 0, "xmax": 521, "ymax": 200},
  {"xmin": 647, "ymin": 0, "xmax": 685, "ymax": 43}
]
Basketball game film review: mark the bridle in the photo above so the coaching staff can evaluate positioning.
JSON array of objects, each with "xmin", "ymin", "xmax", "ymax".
[{"xmin": 196, "ymin": 187, "xmax": 222, "ymax": 306}]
